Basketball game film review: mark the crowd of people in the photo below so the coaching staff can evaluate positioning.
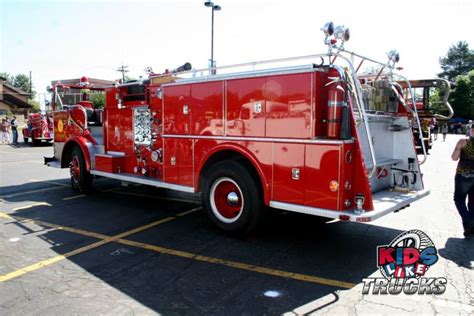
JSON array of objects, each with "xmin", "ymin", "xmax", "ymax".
[{"xmin": 1, "ymin": 116, "xmax": 19, "ymax": 145}]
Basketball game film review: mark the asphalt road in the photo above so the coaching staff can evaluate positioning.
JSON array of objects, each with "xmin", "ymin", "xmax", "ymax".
[{"xmin": 0, "ymin": 136, "xmax": 473, "ymax": 315}]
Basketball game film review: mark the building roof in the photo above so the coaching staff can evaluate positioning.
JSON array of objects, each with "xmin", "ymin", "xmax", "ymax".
[
  {"xmin": 0, "ymin": 81, "xmax": 31, "ymax": 108},
  {"xmin": 51, "ymin": 77, "xmax": 114, "ymax": 89}
]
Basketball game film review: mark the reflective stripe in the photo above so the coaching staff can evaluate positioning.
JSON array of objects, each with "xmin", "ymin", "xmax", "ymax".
[{"xmin": 328, "ymin": 101, "xmax": 347, "ymax": 107}]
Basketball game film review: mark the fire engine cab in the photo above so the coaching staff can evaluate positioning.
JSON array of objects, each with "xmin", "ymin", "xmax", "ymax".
[{"xmin": 45, "ymin": 23, "xmax": 430, "ymax": 235}]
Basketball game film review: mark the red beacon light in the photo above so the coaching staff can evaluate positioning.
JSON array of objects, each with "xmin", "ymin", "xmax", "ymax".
[{"xmin": 79, "ymin": 76, "xmax": 90, "ymax": 87}]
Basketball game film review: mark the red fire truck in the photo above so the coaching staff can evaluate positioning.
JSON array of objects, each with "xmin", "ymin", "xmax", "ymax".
[
  {"xmin": 45, "ymin": 23, "xmax": 430, "ymax": 234},
  {"xmin": 23, "ymin": 113, "xmax": 54, "ymax": 145}
]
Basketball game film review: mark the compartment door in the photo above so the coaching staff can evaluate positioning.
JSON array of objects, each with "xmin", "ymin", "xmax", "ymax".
[
  {"xmin": 272, "ymin": 143, "xmax": 305, "ymax": 204},
  {"xmin": 163, "ymin": 85, "xmax": 191, "ymax": 135},
  {"xmin": 163, "ymin": 138, "xmax": 193, "ymax": 186},
  {"xmin": 304, "ymin": 144, "xmax": 341, "ymax": 210}
]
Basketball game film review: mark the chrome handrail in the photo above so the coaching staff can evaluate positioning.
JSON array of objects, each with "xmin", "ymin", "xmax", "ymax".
[
  {"xmin": 396, "ymin": 74, "xmax": 428, "ymax": 165},
  {"xmin": 434, "ymin": 79, "xmax": 454, "ymax": 120},
  {"xmin": 331, "ymin": 55, "xmax": 377, "ymax": 178},
  {"xmin": 390, "ymin": 82, "xmax": 414, "ymax": 115},
  {"xmin": 337, "ymin": 49, "xmax": 427, "ymax": 165}
]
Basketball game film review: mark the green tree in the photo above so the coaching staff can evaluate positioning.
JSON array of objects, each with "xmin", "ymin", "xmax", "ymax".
[
  {"xmin": 27, "ymin": 99, "xmax": 41, "ymax": 113},
  {"xmin": 89, "ymin": 93, "xmax": 105, "ymax": 109},
  {"xmin": 449, "ymin": 70, "xmax": 474, "ymax": 119},
  {"xmin": 0, "ymin": 72, "xmax": 13, "ymax": 84},
  {"xmin": 12, "ymin": 74, "xmax": 35, "ymax": 98},
  {"xmin": 438, "ymin": 41, "xmax": 474, "ymax": 82}
]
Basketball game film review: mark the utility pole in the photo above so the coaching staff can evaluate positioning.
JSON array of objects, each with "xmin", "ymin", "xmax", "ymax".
[
  {"xmin": 116, "ymin": 64, "xmax": 129, "ymax": 82},
  {"xmin": 29, "ymin": 70, "xmax": 32, "ymax": 100}
]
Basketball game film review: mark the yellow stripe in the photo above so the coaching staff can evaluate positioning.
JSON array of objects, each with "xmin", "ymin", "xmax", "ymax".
[
  {"xmin": 12, "ymin": 202, "xmax": 52, "ymax": 211},
  {"xmin": 62, "ymin": 195, "xmax": 86, "ymax": 201},
  {"xmin": 176, "ymin": 207, "xmax": 201, "ymax": 217},
  {"xmin": 30, "ymin": 179, "xmax": 70, "ymax": 187},
  {"xmin": 117, "ymin": 239, "xmax": 355, "ymax": 289},
  {"xmin": 0, "ymin": 212, "xmax": 183, "ymax": 282},
  {"xmin": 0, "ymin": 212, "xmax": 110, "ymax": 240},
  {"xmin": 0, "ymin": 239, "xmax": 110, "ymax": 282},
  {"xmin": 0, "ymin": 210, "xmax": 355, "ymax": 289},
  {"xmin": 1, "ymin": 186, "xmax": 65, "ymax": 199},
  {"xmin": 0, "ymin": 160, "xmax": 42, "ymax": 165}
]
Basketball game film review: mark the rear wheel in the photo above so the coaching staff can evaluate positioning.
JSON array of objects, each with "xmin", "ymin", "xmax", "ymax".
[
  {"xmin": 201, "ymin": 160, "xmax": 262, "ymax": 236},
  {"xmin": 70, "ymin": 146, "xmax": 93, "ymax": 193}
]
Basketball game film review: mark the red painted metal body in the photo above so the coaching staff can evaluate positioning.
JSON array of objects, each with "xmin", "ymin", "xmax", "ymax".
[
  {"xmin": 87, "ymin": 69, "xmax": 372, "ymax": 212},
  {"xmin": 48, "ymin": 62, "xmax": 426, "ymax": 223}
]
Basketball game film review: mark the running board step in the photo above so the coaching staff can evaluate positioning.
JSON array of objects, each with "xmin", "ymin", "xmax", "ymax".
[{"xmin": 90, "ymin": 170, "xmax": 195, "ymax": 193}]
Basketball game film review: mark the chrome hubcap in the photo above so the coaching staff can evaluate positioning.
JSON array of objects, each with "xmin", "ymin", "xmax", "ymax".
[{"xmin": 227, "ymin": 191, "xmax": 239, "ymax": 206}]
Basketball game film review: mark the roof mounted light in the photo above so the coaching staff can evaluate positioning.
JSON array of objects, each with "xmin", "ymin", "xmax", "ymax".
[
  {"xmin": 321, "ymin": 22, "xmax": 334, "ymax": 36},
  {"xmin": 387, "ymin": 50, "xmax": 400, "ymax": 63},
  {"xmin": 334, "ymin": 25, "xmax": 350, "ymax": 42}
]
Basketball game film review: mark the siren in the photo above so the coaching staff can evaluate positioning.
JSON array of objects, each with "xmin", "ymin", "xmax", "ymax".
[{"xmin": 170, "ymin": 62, "xmax": 192, "ymax": 74}]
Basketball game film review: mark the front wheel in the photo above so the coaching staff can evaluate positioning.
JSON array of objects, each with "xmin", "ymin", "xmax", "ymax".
[
  {"xmin": 201, "ymin": 160, "xmax": 262, "ymax": 236},
  {"xmin": 70, "ymin": 146, "xmax": 93, "ymax": 193}
]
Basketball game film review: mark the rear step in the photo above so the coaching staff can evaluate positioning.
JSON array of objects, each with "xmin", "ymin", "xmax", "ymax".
[{"xmin": 269, "ymin": 189, "xmax": 430, "ymax": 222}]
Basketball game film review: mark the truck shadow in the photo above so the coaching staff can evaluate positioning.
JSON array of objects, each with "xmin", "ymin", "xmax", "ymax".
[{"xmin": 2, "ymin": 179, "xmax": 407, "ymax": 314}]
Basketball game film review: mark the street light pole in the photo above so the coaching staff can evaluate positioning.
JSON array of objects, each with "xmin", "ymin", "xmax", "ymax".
[
  {"xmin": 211, "ymin": 7, "xmax": 214, "ymax": 73},
  {"xmin": 204, "ymin": 1, "xmax": 221, "ymax": 75}
]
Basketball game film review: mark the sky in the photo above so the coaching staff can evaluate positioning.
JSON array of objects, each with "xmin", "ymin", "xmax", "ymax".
[{"xmin": 1, "ymin": 0, "xmax": 473, "ymax": 105}]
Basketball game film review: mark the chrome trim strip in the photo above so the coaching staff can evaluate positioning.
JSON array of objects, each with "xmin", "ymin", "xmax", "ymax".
[
  {"xmin": 162, "ymin": 134, "xmax": 353, "ymax": 145},
  {"xmin": 162, "ymin": 66, "xmax": 324, "ymax": 87},
  {"xmin": 106, "ymin": 151, "xmax": 126, "ymax": 157},
  {"xmin": 90, "ymin": 170, "xmax": 195, "ymax": 193},
  {"xmin": 85, "ymin": 141, "xmax": 96, "ymax": 170},
  {"xmin": 269, "ymin": 189, "xmax": 430, "ymax": 222}
]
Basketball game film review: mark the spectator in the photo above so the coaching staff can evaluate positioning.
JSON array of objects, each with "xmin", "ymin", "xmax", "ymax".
[
  {"xmin": 442, "ymin": 123, "xmax": 448, "ymax": 142},
  {"xmin": 10, "ymin": 116, "xmax": 18, "ymax": 145},
  {"xmin": 451, "ymin": 124, "xmax": 474, "ymax": 237},
  {"xmin": 1, "ymin": 118, "xmax": 10, "ymax": 144},
  {"xmin": 433, "ymin": 121, "xmax": 439, "ymax": 141},
  {"xmin": 466, "ymin": 120, "xmax": 473, "ymax": 137}
]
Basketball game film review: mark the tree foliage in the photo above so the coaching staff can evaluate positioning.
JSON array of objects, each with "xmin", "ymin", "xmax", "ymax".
[
  {"xmin": 438, "ymin": 41, "xmax": 474, "ymax": 82},
  {"xmin": 27, "ymin": 99, "xmax": 41, "ymax": 113},
  {"xmin": 449, "ymin": 70, "xmax": 474, "ymax": 119},
  {"xmin": 89, "ymin": 93, "xmax": 105, "ymax": 109}
]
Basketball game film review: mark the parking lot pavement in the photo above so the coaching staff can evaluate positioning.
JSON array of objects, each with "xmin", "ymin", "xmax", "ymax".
[{"xmin": 0, "ymin": 137, "xmax": 473, "ymax": 315}]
